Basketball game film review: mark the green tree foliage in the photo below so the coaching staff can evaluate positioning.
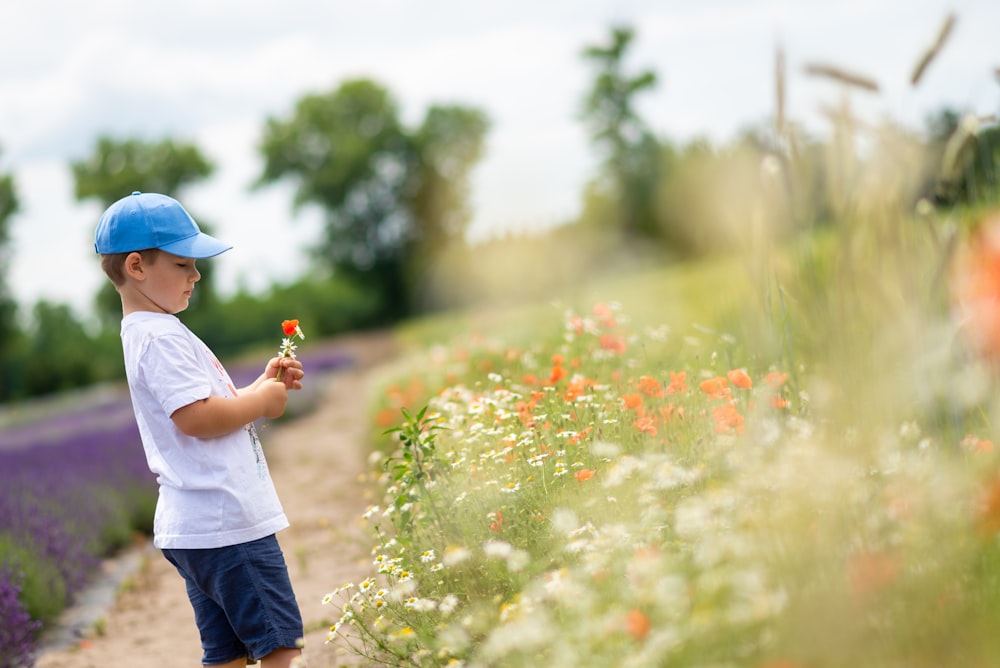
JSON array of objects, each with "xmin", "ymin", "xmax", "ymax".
[
  {"xmin": 19, "ymin": 301, "xmax": 99, "ymax": 396},
  {"xmin": 0, "ymin": 146, "xmax": 20, "ymax": 400},
  {"xmin": 925, "ymin": 108, "xmax": 1000, "ymax": 206},
  {"xmin": 255, "ymin": 78, "xmax": 489, "ymax": 318},
  {"xmin": 579, "ymin": 25, "xmax": 661, "ymax": 240},
  {"xmin": 71, "ymin": 136, "xmax": 218, "ymax": 328},
  {"xmin": 184, "ymin": 273, "xmax": 382, "ymax": 361}
]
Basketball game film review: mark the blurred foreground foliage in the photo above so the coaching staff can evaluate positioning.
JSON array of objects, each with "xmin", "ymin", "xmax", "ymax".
[{"xmin": 324, "ymin": 17, "xmax": 1000, "ymax": 667}]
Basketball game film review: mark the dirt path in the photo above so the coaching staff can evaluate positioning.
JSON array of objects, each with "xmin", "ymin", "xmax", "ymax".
[{"xmin": 35, "ymin": 331, "xmax": 399, "ymax": 668}]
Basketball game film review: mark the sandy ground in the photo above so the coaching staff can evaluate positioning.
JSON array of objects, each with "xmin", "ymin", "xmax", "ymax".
[{"xmin": 35, "ymin": 330, "xmax": 399, "ymax": 668}]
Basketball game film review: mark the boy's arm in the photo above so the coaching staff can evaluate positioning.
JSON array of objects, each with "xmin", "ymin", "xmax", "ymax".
[{"xmin": 171, "ymin": 381, "xmax": 288, "ymax": 439}]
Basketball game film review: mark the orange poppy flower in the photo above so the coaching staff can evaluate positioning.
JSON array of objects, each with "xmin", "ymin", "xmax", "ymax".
[
  {"xmin": 575, "ymin": 469, "xmax": 596, "ymax": 482},
  {"xmin": 950, "ymin": 213, "xmax": 1000, "ymax": 361},
  {"xmin": 633, "ymin": 416, "xmax": 658, "ymax": 435},
  {"xmin": 638, "ymin": 375, "xmax": 664, "ymax": 398},
  {"xmin": 727, "ymin": 368, "xmax": 752, "ymax": 390},
  {"xmin": 549, "ymin": 365, "xmax": 568, "ymax": 384},
  {"xmin": 624, "ymin": 609, "xmax": 650, "ymax": 641},
  {"xmin": 569, "ymin": 426, "xmax": 593, "ymax": 445},
  {"xmin": 764, "ymin": 371, "xmax": 788, "ymax": 388},
  {"xmin": 961, "ymin": 434, "xmax": 994, "ymax": 454},
  {"xmin": 600, "ymin": 335, "xmax": 627, "ymax": 353},
  {"xmin": 621, "ymin": 393, "xmax": 643, "ymax": 410},
  {"xmin": 665, "ymin": 371, "xmax": 688, "ymax": 395},
  {"xmin": 699, "ymin": 377, "xmax": 730, "ymax": 399},
  {"xmin": 712, "ymin": 403, "xmax": 744, "ymax": 434}
]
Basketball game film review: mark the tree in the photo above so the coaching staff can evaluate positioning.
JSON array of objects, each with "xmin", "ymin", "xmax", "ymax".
[
  {"xmin": 579, "ymin": 26, "xmax": 661, "ymax": 240},
  {"xmin": 0, "ymin": 145, "xmax": 20, "ymax": 400},
  {"xmin": 924, "ymin": 108, "xmax": 1000, "ymax": 206},
  {"xmin": 255, "ymin": 78, "xmax": 488, "ymax": 318},
  {"xmin": 19, "ymin": 300, "xmax": 98, "ymax": 396},
  {"xmin": 71, "ymin": 136, "xmax": 217, "ymax": 327}
]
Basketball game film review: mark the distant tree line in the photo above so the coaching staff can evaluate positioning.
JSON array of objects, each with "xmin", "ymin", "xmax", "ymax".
[{"xmin": 0, "ymin": 24, "xmax": 998, "ymax": 401}]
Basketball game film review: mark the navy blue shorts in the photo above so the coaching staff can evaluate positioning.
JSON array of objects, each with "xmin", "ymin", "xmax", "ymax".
[{"xmin": 162, "ymin": 534, "xmax": 304, "ymax": 665}]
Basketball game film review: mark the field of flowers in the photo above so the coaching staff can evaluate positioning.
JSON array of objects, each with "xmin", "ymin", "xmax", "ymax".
[
  {"xmin": 323, "ymin": 245, "xmax": 1000, "ymax": 667},
  {"xmin": 0, "ymin": 387, "xmax": 154, "ymax": 668},
  {"xmin": 0, "ymin": 342, "xmax": 352, "ymax": 667},
  {"xmin": 314, "ymin": 29, "xmax": 1000, "ymax": 662}
]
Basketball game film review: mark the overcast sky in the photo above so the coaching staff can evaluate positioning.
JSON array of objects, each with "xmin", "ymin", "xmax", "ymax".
[{"xmin": 1, "ymin": 0, "xmax": 997, "ymax": 316}]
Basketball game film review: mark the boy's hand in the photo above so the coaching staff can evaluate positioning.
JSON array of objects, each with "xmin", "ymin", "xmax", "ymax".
[
  {"xmin": 266, "ymin": 356, "xmax": 305, "ymax": 390},
  {"xmin": 258, "ymin": 378, "xmax": 290, "ymax": 419}
]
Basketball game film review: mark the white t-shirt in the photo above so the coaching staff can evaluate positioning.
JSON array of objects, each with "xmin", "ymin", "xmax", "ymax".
[{"xmin": 121, "ymin": 311, "xmax": 289, "ymax": 549}]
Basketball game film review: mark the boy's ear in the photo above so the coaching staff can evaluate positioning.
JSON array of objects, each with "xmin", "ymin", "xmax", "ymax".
[{"xmin": 124, "ymin": 251, "xmax": 147, "ymax": 281}]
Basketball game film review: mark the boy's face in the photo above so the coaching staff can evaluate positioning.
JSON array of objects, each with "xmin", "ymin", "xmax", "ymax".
[{"xmin": 124, "ymin": 250, "xmax": 201, "ymax": 315}]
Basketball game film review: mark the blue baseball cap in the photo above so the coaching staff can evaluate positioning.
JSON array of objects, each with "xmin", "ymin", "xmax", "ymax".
[{"xmin": 94, "ymin": 191, "xmax": 232, "ymax": 258}]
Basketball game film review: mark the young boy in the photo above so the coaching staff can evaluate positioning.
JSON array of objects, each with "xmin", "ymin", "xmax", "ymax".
[{"xmin": 94, "ymin": 191, "xmax": 305, "ymax": 667}]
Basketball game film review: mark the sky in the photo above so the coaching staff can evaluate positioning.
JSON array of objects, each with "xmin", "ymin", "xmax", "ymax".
[{"xmin": 1, "ymin": 0, "xmax": 998, "ymax": 317}]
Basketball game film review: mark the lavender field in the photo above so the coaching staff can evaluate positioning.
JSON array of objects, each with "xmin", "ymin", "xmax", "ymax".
[{"xmin": 0, "ymin": 344, "xmax": 353, "ymax": 667}]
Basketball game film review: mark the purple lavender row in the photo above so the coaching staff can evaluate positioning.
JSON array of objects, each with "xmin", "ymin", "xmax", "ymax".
[{"xmin": 0, "ymin": 413, "xmax": 155, "ymax": 662}]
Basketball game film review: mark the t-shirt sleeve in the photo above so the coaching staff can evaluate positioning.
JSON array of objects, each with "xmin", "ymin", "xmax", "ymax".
[{"xmin": 139, "ymin": 332, "xmax": 214, "ymax": 418}]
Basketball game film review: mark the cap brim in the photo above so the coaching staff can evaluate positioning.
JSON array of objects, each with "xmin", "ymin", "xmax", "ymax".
[{"xmin": 159, "ymin": 233, "xmax": 233, "ymax": 259}]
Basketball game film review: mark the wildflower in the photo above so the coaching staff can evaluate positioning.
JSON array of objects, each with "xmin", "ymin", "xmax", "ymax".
[
  {"xmin": 549, "ymin": 363, "xmax": 568, "ymax": 384},
  {"xmin": 633, "ymin": 416, "xmax": 657, "ymax": 435},
  {"xmin": 950, "ymin": 214, "xmax": 1000, "ymax": 360},
  {"xmin": 765, "ymin": 371, "xmax": 788, "ymax": 388},
  {"xmin": 489, "ymin": 510, "xmax": 504, "ymax": 532},
  {"xmin": 276, "ymin": 319, "xmax": 305, "ymax": 381},
  {"xmin": 727, "ymin": 368, "xmax": 752, "ymax": 390},
  {"xmin": 638, "ymin": 375, "xmax": 664, "ymax": 397},
  {"xmin": 712, "ymin": 403, "xmax": 745, "ymax": 434},
  {"xmin": 699, "ymin": 376, "xmax": 730, "ymax": 399},
  {"xmin": 575, "ymin": 469, "xmax": 596, "ymax": 482},
  {"xmin": 665, "ymin": 370, "xmax": 688, "ymax": 394},
  {"xmin": 443, "ymin": 546, "xmax": 472, "ymax": 566},
  {"xmin": 507, "ymin": 549, "xmax": 530, "ymax": 572},
  {"xmin": 599, "ymin": 334, "xmax": 627, "ymax": 353},
  {"xmin": 439, "ymin": 594, "xmax": 460, "ymax": 615},
  {"xmin": 624, "ymin": 609, "xmax": 651, "ymax": 641},
  {"xmin": 622, "ymin": 393, "xmax": 643, "ymax": 410},
  {"xmin": 420, "ymin": 549, "xmax": 436, "ymax": 563},
  {"xmin": 484, "ymin": 540, "xmax": 513, "ymax": 558},
  {"xmin": 962, "ymin": 434, "xmax": 994, "ymax": 454}
]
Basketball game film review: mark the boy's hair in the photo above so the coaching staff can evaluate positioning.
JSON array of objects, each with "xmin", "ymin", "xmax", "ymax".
[{"xmin": 100, "ymin": 249, "xmax": 160, "ymax": 287}]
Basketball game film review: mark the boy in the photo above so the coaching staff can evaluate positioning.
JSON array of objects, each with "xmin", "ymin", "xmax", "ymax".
[{"xmin": 94, "ymin": 191, "xmax": 305, "ymax": 667}]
